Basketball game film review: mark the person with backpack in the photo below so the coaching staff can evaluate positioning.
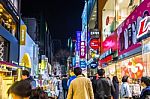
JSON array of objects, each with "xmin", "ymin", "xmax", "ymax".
[{"xmin": 95, "ymin": 68, "xmax": 115, "ymax": 99}]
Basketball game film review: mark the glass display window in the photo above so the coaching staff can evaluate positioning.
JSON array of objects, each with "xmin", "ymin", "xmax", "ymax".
[
  {"xmin": 0, "ymin": 4, "xmax": 17, "ymax": 37},
  {"xmin": 118, "ymin": 55, "xmax": 144, "ymax": 79},
  {"xmin": 102, "ymin": 0, "xmax": 142, "ymax": 41},
  {"xmin": 142, "ymin": 38, "xmax": 150, "ymax": 76}
]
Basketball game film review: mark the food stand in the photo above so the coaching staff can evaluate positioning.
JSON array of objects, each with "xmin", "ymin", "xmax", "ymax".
[{"xmin": 0, "ymin": 61, "xmax": 21, "ymax": 99}]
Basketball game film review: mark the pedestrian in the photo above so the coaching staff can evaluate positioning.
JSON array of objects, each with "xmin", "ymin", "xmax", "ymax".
[
  {"xmin": 140, "ymin": 76, "xmax": 150, "ymax": 99},
  {"xmin": 67, "ymin": 71, "xmax": 76, "ymax": 88},
  {"xmin": 67, "ymin": 67, "xmax": 94, "ymax": 99},
  {"xmin": 132, "ymin": 79, "xmax": 141, "ymax": 99},
  {"xmin": 62, "ymin": 75, "xmax": 69, "ymax": 99},
  {"xmin": 7, "ymin": 80, "xmax": 32, "ymax": 99},
  {"xmin": 95, "ymin": 69, "xmax": 115, "ymax": 99},
  {"xmin": 120, "ymin": 76, "xmax": 132, "ymax": 99},
  {"xmin": 22, "ymin": 70, "xmax": 36, "ymax": 89},
  {"xmin": 30, "ymin": 87, "xmax": 48, "ymax": 99},
  {"xmin": 91, "ymin": 76, "xmax": 97, "ymax": 97},
  {"xmin": 112, "ymin": 76, "xmax": 119, "ymax": 99}
]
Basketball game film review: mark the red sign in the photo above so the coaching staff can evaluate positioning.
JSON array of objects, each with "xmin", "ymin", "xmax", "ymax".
[
  {"xmin": 89, "ymin": 39, "xmax": 99, "ymax": 50},
  {"xmin": 80, "ymin": 41, "xmax": 86, "ymax": 58},
  {"xmin": 137, "ymin": 16, "xmax": 150, "ymax": 39},
  {"xmin": 102, "ymin": 32, "xmax": 117, "ymax": 53},
  {"xmin": 99, "ymin": 55, "xmax": 112, "ymax": 64}
]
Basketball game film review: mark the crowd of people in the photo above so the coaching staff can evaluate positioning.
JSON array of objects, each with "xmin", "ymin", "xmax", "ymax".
[{"xmin": 7, "ymin": 68, "xmax": 150, "ymax": 99}]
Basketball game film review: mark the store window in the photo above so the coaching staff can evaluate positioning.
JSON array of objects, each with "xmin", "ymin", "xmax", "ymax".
[
  {"xmin": 142, "ymin": 38, "xmax": 150, "ymax": 76},
  {"xmin": 0, "ymin": 36, "xmax": 9, "ymax": 61},
  {"xmin": 102, "ymin": 0, "xmax": 142, "ymax": 41},
  {"xmin": 0, "ymin": 4, "xmax": 17, "ymax": 37},
  {"xmin": 118, "ymin": 55, "xmax": 144, "ymax": 79}
]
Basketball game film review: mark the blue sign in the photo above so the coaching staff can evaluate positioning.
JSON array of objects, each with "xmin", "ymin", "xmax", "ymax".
[
  {"xmin": 90, "ymin": 62, "xmax": 98, "ymax": 69},
  {"xmin": 72, "ymin": 57, "xmax": 76, "ymax": 67},
  {"xmin": 76, "ymin": 31, "xmax": 81, "ymax": 52},
  {"xmin": 80, "ymin": 61, "xmax": 86, "ymax": 68}
]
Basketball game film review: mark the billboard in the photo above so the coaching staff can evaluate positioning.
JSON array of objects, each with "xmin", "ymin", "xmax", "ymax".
[{"xmin": 117, "ymin": 0, "xmax": 150, "ymax": 55}]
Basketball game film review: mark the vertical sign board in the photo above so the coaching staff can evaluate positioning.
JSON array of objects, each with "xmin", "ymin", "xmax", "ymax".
[
  {"xmin": 76, "ymin": 31, "xmax": 81, "ymax": 53},
  {"xmin": 80, "ymin": 41, "xmax": 86, "ymax": 58},
  {"xmin": 20, "ymin": 25, "xmax": 27, "ymax": 45},
  {"xmin": 76, "ymin": 31, "xmax": 81, "ymax": 66}
]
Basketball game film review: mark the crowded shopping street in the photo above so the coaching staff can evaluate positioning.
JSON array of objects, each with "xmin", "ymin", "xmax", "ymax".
[{"xmin": 0, "ymin": 0, "xmax": 150, "ymax": 99}]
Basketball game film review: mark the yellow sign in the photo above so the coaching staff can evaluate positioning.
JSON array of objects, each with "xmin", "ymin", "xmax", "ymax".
[
  {"xmin": 21, "ymin": 53, "xmax": 31, "ymax": 68},
  {"xmin": 20, "ymin": 25, "xmax": 27, "ymax": 45}
]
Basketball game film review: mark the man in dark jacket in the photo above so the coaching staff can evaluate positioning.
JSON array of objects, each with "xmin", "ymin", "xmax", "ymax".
[
  {"xmin": 22, "ymin": 70, "xmax": 36, "ymax": 89},
  {"xmin": 95, "ymin": 69, "xmax": 115, "ymax": 99},
  {"xmin": 62, "ymin": 75, "xmax": 68, "ymax": 99}
]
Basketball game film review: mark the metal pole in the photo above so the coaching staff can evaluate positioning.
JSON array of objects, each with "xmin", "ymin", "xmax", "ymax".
[
  {"xmin": 86, "ymin": 0, "xmax": 89, "ymax": 77},
  {"xmin": 18, "ymin": 0, "xmax": 21, "ymax": 65}
]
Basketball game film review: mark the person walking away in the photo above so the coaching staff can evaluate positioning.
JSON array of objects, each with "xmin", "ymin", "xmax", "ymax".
[
  {"xmin": 7, "ymin": 80, "xmax": 32, "ymax": 99},
  {"xmin": 67, "ymin": 67, "xmax": 94, "ymax": 99},
  {"xmin": 91, "ymin": 76, "xmax": 97, "ymax": 97},
  {"xmin": 140, "ymin": 76, "xmax": 150, "ymax": 99},
  {"xmin": 95, "ymin": 69, "xmax": 115, "ymax": 99},
  {"xmin": 30, "ymin": 87, "xmax": 48, "ymax": 99},
  {"xmin": 112, "ymin": 76, "xmax": 119, "ymax": 99},
  {"xmin": 22, "ymin": 70, "xmax": 36, "ymax": 89},
  {"xmin": 67, "ymin": 72, "xmax": 76, "ymax": 88},
  {"xmin": 120, "ymin": 76, "xmax": 132, "ymax": 99},
  {"xmin": 62, "ymin": 75, "xmax": 68, "ymax": 99}
]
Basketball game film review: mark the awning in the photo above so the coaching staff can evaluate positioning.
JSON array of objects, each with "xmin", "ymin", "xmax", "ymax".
[{"xmin": 0, "ymin": 61, "xmax": 18, "ymax": 68}]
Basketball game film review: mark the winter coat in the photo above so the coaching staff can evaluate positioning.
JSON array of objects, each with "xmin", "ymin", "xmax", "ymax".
[
  {"xmin": 62, "ymin": 78, "xmax": 68, "ymax": 90},
  {"xmin": 67, "ymin": 75, "xmax": 94, "ymax": 99},
  {"xmin": 95, "ymin": 77, "xmax": 113, "ymax": 99},
  {"xmin": 120, "ymin": 82, "xmax": 132, "ymax": 98},
  {"xmin": 140, "ymin": 86, "xmax": 150, "ymax": 99},
  {"xmin": 67, "ymin": 75, "xmax": 76, "ymax": 88},
  {"xmin": 112, "ymin": 81, "xmax": 119, "ymax": 99}
]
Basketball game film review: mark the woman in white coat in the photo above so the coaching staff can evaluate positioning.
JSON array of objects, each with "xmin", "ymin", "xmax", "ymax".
[{"xmin": 120, "ymin": 76, "xmax": 132, "ymax": 99}]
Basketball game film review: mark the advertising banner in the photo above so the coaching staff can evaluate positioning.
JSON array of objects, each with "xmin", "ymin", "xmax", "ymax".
[
  {"xmin": 80, "ymin": 61, "xmax": 86, "ymax": 68},
  {"xmin": 117, "ymin": 0, "xmax": 150, "ymax": 55},
  {"xmin": 118, "ymin": 55, "xmax": 144, "ymax": 79},
  {"xmin": 76, "ymin": 31, "xmax": 81, "ymax": 53},
  {"xmin": 20, "ymin": 25, "xmax": 27, "ymax": 45},
  {"xmin": 102, "ymin": 31, "xmax": 117, "ymax": 53},
  {"xmin": 90, "ymin": 39, "xmax": 99, "ymax": 50},
  {"xmin": 80, "ymin": 41, "xmax": 86, "ymax": 58}
]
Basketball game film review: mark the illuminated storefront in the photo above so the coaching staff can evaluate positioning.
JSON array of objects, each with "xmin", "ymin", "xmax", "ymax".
[
  {"xmin": 100, "ymin": 0, "xmax": 150, "ymax": 80},
  {"xmin": 102, "ymin": 0, "xmax": 143, "ymax": 41},
  {"xmin": 117, "ymin": 0, "xmax": 150, "ymax": 78},
  {"xmin": 20, "ymin": 20, "xmax": 39, "ymax": 76},
  {"xmin": 0, "ymin": 2, "xmax": 19, "ymax": 63},
  {"xmin": 142, "ymin": 38, "xmax": 150, "ymax": 76}
]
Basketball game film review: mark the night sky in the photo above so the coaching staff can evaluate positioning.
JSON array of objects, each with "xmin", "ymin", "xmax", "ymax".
[{"xmin": 21, "ymin": 0, "xmax": 85, "ymax": 46}]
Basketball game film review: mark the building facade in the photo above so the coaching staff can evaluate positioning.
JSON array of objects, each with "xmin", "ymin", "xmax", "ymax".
[{"xmin": 0, "ymin": 0, "xmax": 20, "ymax": 63}]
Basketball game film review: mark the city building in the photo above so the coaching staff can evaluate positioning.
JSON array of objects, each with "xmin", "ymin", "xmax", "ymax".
[
  {"xmin": 0, "ymin": 0, "xmax": 20, "ymax": 63},
  {"xmin": 95, "ymin": 0, "xmax": 149, "ymax": 81}
]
